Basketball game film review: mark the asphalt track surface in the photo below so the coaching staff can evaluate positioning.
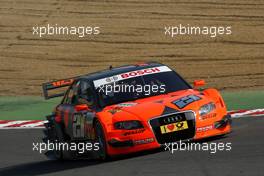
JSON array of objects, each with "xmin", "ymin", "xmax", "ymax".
[{"xmin": 0, "ymin": 116, "xmax": 263, "ymax": 176}]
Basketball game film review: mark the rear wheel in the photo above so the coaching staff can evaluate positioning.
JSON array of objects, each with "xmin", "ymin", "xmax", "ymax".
[{"xmin": 43, "ymin": 115, "xmax": 72, "ymax": 160}]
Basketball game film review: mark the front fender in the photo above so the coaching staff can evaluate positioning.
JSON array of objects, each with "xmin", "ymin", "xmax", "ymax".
[{"xmin": 203, "ymin": 88, "xmax": 227, "ymax": 112}]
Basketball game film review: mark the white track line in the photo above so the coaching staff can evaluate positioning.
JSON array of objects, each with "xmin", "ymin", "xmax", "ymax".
[
  {"xmin": 21, "ymin": 121, "xmax": 46, "ymax": 128},
  {"xmin": 230, "ymin": 109, "xmax": 264, "ymax": 118},
  {"xmin": 0, "ymin": 127, "xmax": 45, "ymax": 130},
  {"xmin": 0, "ymin": 121, "xmax": 29, "ymax": 128}
]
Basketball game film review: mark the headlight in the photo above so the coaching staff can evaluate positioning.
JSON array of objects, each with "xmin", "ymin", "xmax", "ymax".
[
  {"xmin": 114, "ymin": 120, "xmax": 143, "ymax": 130},
  {"xmin": 199, "ymin": 102, "xmax": 216, "ymax": 116}
]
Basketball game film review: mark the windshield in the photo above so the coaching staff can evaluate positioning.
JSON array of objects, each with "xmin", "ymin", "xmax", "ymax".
[{"xmin": 95, "ymin": 70, "xmax": 191, "ymax": 107}]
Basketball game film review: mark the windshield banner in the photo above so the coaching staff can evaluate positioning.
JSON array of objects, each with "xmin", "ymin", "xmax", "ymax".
[{"xmin": 93, "ymin": 66, "xmax": 172, "ymax": 88}]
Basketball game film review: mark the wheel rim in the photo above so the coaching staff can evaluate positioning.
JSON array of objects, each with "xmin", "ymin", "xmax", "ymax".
[{"xmin": 96, "ymin": 122, "xmax": 106, "ymax": 159}]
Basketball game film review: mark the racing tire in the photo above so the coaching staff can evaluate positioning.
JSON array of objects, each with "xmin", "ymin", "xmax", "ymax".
[
  {"xmin": 43, "ymin": 116, "xmax": 72, "ymax": 160},
  {"xmin": 94, "ymin": 120, "xmax": 108, "ymax": 161}
]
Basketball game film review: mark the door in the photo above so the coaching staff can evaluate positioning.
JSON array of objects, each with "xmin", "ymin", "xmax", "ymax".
[{"xmin": 56, "ymin": 80, "xmax": 96, "ymax": 140}]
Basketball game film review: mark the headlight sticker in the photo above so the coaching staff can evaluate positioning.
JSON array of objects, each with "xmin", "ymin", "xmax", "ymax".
[{"xmin": 199, "ymin": 103, "xmax": 216, "ymax": 116}]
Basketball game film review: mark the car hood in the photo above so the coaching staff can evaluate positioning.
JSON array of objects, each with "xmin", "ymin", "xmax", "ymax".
[{"xmin": 103, "ymin": 89, "xmax": 213, "ymax": 122}]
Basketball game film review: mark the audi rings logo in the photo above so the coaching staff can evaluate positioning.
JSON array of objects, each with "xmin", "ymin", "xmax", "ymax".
[{"xmin": 163, "ymin": 115, "xmax": 183, "ymax": 124}]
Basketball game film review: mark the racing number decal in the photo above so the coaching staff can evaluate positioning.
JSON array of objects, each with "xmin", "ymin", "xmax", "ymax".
[
  {"xmin": 173, "ymin": 95, "xmax": 201, "ymax": 109},
  {"xmin": 72, "ymin": 113, "xmax": 85, "ymax": 138}
]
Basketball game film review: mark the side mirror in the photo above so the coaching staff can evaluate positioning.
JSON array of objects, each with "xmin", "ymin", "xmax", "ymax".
[
  {"xmin": 75, "ymin": 104, "xmax": 90, "ymax": 112},
  {"xmin": 193, "ymin": 80, "xmax": 205, "ymax": 89}
]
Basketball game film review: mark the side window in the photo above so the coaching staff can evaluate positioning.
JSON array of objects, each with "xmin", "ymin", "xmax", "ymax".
[
  {"xmin": 63, "ymin": 87, "xmax": 73, "ymax": 104},
  {"xmin": 63, "ymin": 81, "xmax": 80, "ymax": 105},
  {"xmin": 77, "ymin": 81, "xmax": 95, "ymax": 107},
  {"xmin": 71, "ymin": 81, "xmax": 81, "ymax": 105}
]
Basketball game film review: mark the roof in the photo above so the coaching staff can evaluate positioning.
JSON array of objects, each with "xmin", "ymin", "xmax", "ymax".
[{"xmin": 81, "ymin": 62, "xmax": 164, "ymax": 81}]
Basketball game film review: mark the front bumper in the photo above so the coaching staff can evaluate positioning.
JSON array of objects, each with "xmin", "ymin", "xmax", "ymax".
[
  {"xmin": 106, "ymin": 111, "xmax": 197, "ymax": 155},
  {"xmin": 106, "ymin": 113, "xmax": 232, "ymax": 155},
  {"xmin": 108, "ymin": 137, "xmax": 156, "ymax": 148},
  {"xmin": 195, "ymin": 114, "xmax": 232, "ymax": 140},
  {"xmin": 214, "ymin": 114, "xmax": 232, "ymax": 129},
  {"xmin": 107, "ymin": 136, "xmax": 159, "ymax": 155},
  {"xmin": 108, "ymin": 139, "xmax": 134, "ymax": 147}
]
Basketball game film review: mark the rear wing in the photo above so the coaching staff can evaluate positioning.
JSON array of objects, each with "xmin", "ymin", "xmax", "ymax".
[{"xmin": 42, "ymin": 78, "xmax": 74, "ymax": 99}]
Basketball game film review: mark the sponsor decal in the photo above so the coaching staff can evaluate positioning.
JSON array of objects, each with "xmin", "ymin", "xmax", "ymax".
[
  {"xmin": 160, "ymin": 121, "xmax": 188, "ymax": 134},
  {"xmin": 172, "ymin": 95, "xmax": 201, "ymax": 109},
  {"xmin": 108, "ymin": 108, "xmax": 122, "ymax": 114},
  {"xmin": 197, "ymin": 125, "xmax": 214, "ymax": 132},
  {"xmin": 200, "ymin": 113, "xmax": 217, "ymax": 120},
  {"xmin": 93, "ymin": 66, "xmax": 172, "ymax": 88},
  {"xmin": 51, "ymin": 79, "xmax": 74, "ymax": 87},
  {"xmin": 116, "ymin": 102, "xmax": 137, "ymax": 107},
  {"xmin": 134, "ymin": 138, "xmax": 154, "ymax": 145},
  {"xmin": 121, "ymin": 67, "xmax": 161, "ymax": 78},
  {"xmin": 123, "ymin": 129, "xmax": 145, "ymax": 136},
  {"xmin": 105, "ymin": 76, "xmax": 118, "ymax": 83}
]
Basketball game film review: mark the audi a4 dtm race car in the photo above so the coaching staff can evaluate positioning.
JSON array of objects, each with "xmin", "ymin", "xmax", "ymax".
[{"xmin": 42, "ymin": 62, "xmax": 231, "ymax": 160}]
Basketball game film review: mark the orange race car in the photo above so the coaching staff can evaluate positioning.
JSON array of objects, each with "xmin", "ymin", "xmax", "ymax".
[{"xmin": 42, "ymin": 62, "xmax": 231, "ymax": 160}]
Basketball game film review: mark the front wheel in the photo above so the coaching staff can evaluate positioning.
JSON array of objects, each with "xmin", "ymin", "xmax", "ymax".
[{"xmin": 94, "ymin": 120, "xmax": 108, "ymax": 160}]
